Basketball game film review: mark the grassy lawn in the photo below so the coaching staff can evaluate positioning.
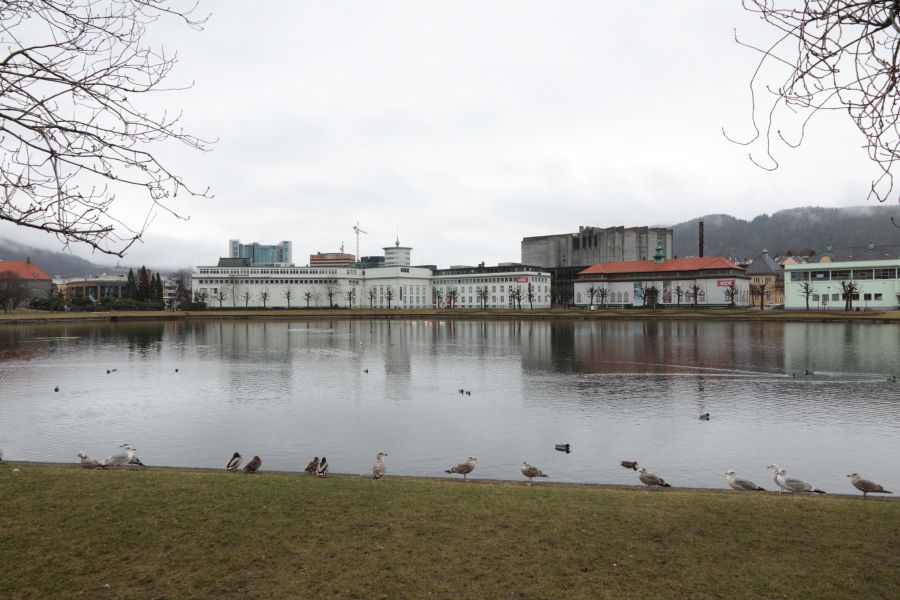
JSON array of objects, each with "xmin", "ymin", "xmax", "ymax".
[{"xmin": 1, "ymin": 464, "xmax": 897, "ymax": 599}]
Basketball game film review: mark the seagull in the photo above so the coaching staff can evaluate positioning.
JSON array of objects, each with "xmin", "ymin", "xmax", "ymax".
[
  {"xmin": 521, "ymin": 461, "xmax": 548, "ymax": 482},
  {"xmin": 699, "ymin": 413, "xmax": 710, "ymax": 421},
  {"xmin": 305, "ymin": 457, "xmax": 320, "ymax": 475},
  {"xmin": 244, "ymin": 456, "xmax": 262, "ymax": 473},
  {"xmin": 638, "ymin": 468, "xmax": 671, "ymax": 488},
  {"xmin": 317, "ymin": 456, "xmax": 329, "ymax": 477},
  {"xmin": 102, "ymin": 446, "xmax": 131, "ymax": 468},
  {"xmin": 445, "ymin": 456, "xmax": 477, "ymax": 480},
  {"xmin": 725, "ymin": 470, "xmax": 765, "ymax": 491},
  {"xmin": 847, "ymin": 473, "xmax": 893, "ymax": 499},
  {"xmin": 767, "ymin": 465, "xmax": 825, "ymax": 494},
  {"xmin": 372, "ymin": 452, "xmax": 388, "ymax": 479},
  {"xmin": 225, "ymin": 452, "xmax": 242, "ymax": 471},
  {"xmin": 554, "ymin": 443, "xmax": 571, "ymax": 453},
  {"xmin": 127, "ymin": 447, "xmax": 145, "ymax": 467},
  {"xmin": 620, "ymin": 460, "xmax": 638, "ymax": 471},
  {"xmin": 77, "ymin": 452, "xmax": 101, "ymax": 469}
]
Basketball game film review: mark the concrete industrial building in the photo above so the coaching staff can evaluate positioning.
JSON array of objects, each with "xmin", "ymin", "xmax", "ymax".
[{"xmin": 521, "ymin": 225, "xmax": 674, "ymax": 306}]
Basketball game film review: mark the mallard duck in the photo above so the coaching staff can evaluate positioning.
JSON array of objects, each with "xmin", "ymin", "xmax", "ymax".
[
  {"xmin": 244, "ymin": 455, "xmax": 262, "ymax": 473},
  {"xmin": 226, "ymin": 452, "xmax": 242, "ymax": 471},
  {"xmin": 305, "ymin": 457, "xmax": 320, "ymax": 475}
]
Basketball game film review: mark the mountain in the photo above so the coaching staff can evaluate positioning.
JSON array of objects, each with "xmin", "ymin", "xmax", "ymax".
[
  {"xmin": 0, "ymin": 239, "xmax": 123, "ymax": 279},
  {"xmin": 671, "ymin": 206, "xmax": 900, "ymax": 260}
]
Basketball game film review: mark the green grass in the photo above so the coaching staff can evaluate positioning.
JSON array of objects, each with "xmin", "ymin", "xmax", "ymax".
[{"xmin": 1, "ymin": 465, "xmax": 897, "ymax": 598}]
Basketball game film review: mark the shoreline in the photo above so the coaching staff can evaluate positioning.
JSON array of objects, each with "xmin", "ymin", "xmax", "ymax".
[
  {"xmin": 2, "ymin": 460, "xmax": 893, "ymax": 500},
  {"xmin": 2, "ymin": 306, "xmax": 900, "ymax": 325}
]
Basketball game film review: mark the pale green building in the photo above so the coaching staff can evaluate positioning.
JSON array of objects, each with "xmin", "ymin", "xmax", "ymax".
[{"xmin": 784, "ymin": 259, "xmax": 900, "ymax": 310}]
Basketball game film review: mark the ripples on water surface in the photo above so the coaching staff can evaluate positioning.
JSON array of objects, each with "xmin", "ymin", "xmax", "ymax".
[{"xmin": 0, "ymin": 319, "xmax": 898, "ymax": 493}]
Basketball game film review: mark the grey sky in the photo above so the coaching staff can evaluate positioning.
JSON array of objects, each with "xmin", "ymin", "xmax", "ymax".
[{"xmin": 0, "ymin": 1, "xmax": 879, "ymax": 270}]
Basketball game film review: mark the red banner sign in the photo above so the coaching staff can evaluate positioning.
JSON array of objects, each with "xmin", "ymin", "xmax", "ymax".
[
  {"xmin": 514, "ymin": 277, "xmax": 529, "ymax": 283},
  {"xmin": 716, "ymin": 279, "xmax": 736, "ymax": 287}
]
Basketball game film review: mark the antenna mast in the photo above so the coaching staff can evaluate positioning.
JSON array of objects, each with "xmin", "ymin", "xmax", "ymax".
[{"xmin": 352, "ymin": 222, "xmax": 368, "ymax": 262}]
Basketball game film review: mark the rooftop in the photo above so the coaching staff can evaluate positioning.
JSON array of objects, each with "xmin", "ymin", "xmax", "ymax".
[
  {"xmin": 0, "ymin": 259, "xmax": 51, "ymax": 280},
  {"xmin": 578, "ymin": 256, "xmax": 743, "ymax": 276}
]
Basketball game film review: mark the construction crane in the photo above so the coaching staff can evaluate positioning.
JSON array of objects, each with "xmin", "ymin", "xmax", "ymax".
[{"xmin": 352, "ymin": 222, "xmax": 368, "ymax": 262}]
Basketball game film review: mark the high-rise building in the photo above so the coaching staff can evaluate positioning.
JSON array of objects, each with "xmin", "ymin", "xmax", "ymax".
[{"xmin": 228, "ymin": 239, "xmax": 292, "ymax": 266}]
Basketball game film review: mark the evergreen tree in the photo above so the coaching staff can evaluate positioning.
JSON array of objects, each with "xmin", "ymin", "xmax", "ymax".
[
  {"xmin": 153, "ymin": 273, "xmax": 163, "ymax": 303},
  {"xmin": 124, "ymin": 269, "xmax": 137, "ymax": 299},
  {"xmin": 137, "ymin": 266, "xmax": 151, "ymax": 302}
]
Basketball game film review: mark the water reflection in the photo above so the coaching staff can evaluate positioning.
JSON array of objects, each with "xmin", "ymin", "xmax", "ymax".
[{"xmin": 0, "ymin": 318, "xmax": 897, "ymax": 495}]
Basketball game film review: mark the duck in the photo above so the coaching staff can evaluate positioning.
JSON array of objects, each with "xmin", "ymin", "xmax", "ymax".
[
  {"xmin": 54, "ymin": 386, "xmax": 59, "ymax": 392},
  {"xmin": 638, "ymin": 468, "xmax": 672, "ymax": 488},
  {"xmin": 305, "ymin": 457, "xmax": 320, "ymax": 475},
  {"xmin": 445, "ymin": 456, "xmax": 477, "ymax": 480},
  {"xmin": 888, "ymin": 375, "xmax": 897, "ymax": 383},
  {"xmin": 465, "ymin": 390, "xmax": 471, "ymax": 396},
  {"xmin": 244, "ymin": 455, "xmax": 262, "ymax": 473},
  {"xmin": 316, "ymin": 456, "xmax": 329, "ymax": 477},
  {"xmin": 372, "ymin": 452, "xmax": 388, "ymax": 479},
  {"xmin": 225, "ymin": 452, "xmax": 242, "ymax": 471},
  {"xmin": 699, "ymin": 413, "xmax": 710, "ymax": 421},
  {"xmin": 520, "ymin": 461, "xmax": 548, "ymax": 482},
  {"xmin": 620, "ymin": 460, "xmax": 638, "ymax": 471},
  {"xmin": 554, "ymin": 443, "xmax": 571, "ymax": 453}
]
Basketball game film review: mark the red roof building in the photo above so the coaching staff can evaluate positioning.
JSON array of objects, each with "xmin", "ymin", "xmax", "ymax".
[
  {"xmin": 574, "ymin": 245, "xmax": 750, "ymax": 308},
  {"xmin": 0, "ymin": 259, "xmax": 51, "ymax": 281},
  {"xmin": 0, "ymin": 259, "xmax": 53, "ymax": 308}
]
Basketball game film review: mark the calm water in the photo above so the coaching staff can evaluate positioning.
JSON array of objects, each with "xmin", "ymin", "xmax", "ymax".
[{"xmin": 1, "ymin": 318, "xmax": 898, "ymax": 493}]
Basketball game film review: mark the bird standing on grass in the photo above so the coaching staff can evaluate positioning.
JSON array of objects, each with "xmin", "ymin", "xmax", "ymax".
[
  {"xmin": 445, "ymin": 456, "xmax": 477, "ymax": 480},
  {"xmin": 847, "ymin": 473, "xmax": 892, "ymax": 499},
  {"xmin": 317, "ymin": 456, "xmax": 329, "ymax": 477},
  {"xmin": 372, "ymin": 452, "xmax": 388, "ymax": 479},
  {"xmin": 77, "ymin": 452, "xmax": 101, "ymax": 469},
  {"xmin": 244, "ymin": 456, "xmax": 262, "ymax": 473},
  {"xmin": 521, "ymin": 461, "xmax": 547, "ymax": 483},
  {"xmin": 638, "ymin": 468, "xmax": 672, "ymax": 488},
  {"xmin": 725, "ymin": 470, "xmax": 765, "ymax": 491},
  {"xmin": 305, "ymin": 457, "xmax": 320, "ymax": 475},
  {"xmin": 767, "ymin": 465, "xmax": 825, "ymax": 494},
  {"xmin": 226, "ymin": 452, "xmax": 242, "ymax": 471}
]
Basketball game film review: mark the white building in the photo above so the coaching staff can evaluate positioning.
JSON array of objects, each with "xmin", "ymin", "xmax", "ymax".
[
  {"xmin": 573, "ymin": 248, "xmax": 751, "ymax": 308},
  {"xmin": 192, "ymin": 244, "xmax": 552, "ymax": 310},
  {"xmin": 784, "ymin": 259, "xmax": 900, "ymax": 310}
]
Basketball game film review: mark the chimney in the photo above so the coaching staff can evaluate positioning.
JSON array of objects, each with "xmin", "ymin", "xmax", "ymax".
[
  {"xmin": 698, "ymin": 221, "xmax": 704, "ymax": 258},
  {"xmin": 26, "ymin": 256, "xmax": 31, "ymax": 264}
]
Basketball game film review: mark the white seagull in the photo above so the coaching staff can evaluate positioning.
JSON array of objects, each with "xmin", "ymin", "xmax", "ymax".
[
  {"xmin": 725, "ymin": 470, "xmax": 765, "ymax": 491},
  {"xmin": 372, "ymin": 452, "xmax": 388, "ymax": 479},
  {"xmin": 521, "ymin": 461, "xmax": 548, "ymax": 483},
  {"xmin": 445, "ymin": 456, "xmax": 477, "ymax": 480},
  {"xmin": 77, "ymin": 452, "xmax": 101, "ymax": 469},
  {"xmin": 638, "ymin": 467, "xmax": 672, "ymax": 488},
  {"xmin": 767, "ymin": 465, "xmax": 825, "ymax": 494},
  {"xmin": 102, "ymin": 443, "xmax": 134, "ymax": 468}
]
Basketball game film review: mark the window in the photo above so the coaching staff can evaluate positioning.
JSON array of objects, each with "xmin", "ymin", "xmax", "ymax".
[
  {"xmin": 831, "ymin": 270, "xmax": 850, "ymax": 280},
  {"xmin": 790, "ymin": 271, "xmax": 809, "ymax": 281},
  {"xmin": 863, "ymin": 293, "xmax": 872, "ymax": 301},
  {"xmin": 832, "ymin": 293, "xmax": 840, "ymax": 301},
  {"xmin": 874, "ymin": 293, "xmax": 883, "ymax": 301},
  {"xmin": 853, "ymin": 269, "xmax": 873, "ymax": 280},
  {"xmin": 812, "ymin": 271, "xmax": 828, "ymax": 280},
  {"xmin": 874, "ymin": 268, "xmax": 895, "ymax": 279},
  {"xmin": 812, "ymin": 294, "xmax": 819, "ymax": 301}
]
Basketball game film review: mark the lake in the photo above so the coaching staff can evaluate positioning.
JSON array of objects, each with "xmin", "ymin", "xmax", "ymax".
[{"xmin": 1, "ymin": 318, "xmax": 898, "ymax": 494}]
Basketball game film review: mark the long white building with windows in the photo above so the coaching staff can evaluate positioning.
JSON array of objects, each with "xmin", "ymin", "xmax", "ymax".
[
  {"xmin": 192, "ymin": 242, "xmax": 552, "ymax": 310},
  {"xmin": 784, "ymin": 258, "xmax": 900, "ymax": 310}
]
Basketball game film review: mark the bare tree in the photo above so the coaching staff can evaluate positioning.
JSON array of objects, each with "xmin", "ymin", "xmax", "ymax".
[
  {"xmin": 641, "ymin": 285, "xmax": 659, "ymax": 309},
  {"xmin": 732, "ymin": 1, "xmax": 900, "ymax": 204},
  {"xmin": 367, "ymin": 288, "xmax": 376, "ymax": 308},
  {"xmin": 283, "ymin": 288, "xmax": 294, "ymax": 309},
  {"xmin": 674, "ymin": 285, "xmax": 684, "ymax": 307},
  {"xmin": 477, "ymin": 286, "xmax": 489, "ymax": 309},
  {"xmin": 723, "ymin": 284, "xmax": 739, "ymax": 308},
  {"xmin": 688, "ymin": 283, "xmax": 702, "ymax": 307},
  {"xmin": 384, "ymin": 286, "xmax": 394, "ymax": 308},
  {"xmin": 750, "ymin": 281, "xmax": 769, "ymax": 310},
  {"xmin": 526, "ymin": 283, "xmax": 535, "ymax": 309},
  {"xmin": 325, "ymin": 281, "xmax": 336, "ymax": 308},
  {"xmin": 446, "ymin": 288, "xmax": 458, "ymax": 309},
  {"xmin": 839, "ymin": 279, "xmax": 859, "ymax": 311},
  {"xmin": 586, "ymin": 285, "xmax": 597, "ymax": 307},
  {"xmin": 431, "ymin": 287, "xmax": 441, "ymax": 308},
  {"xmin": 0, "ymin": 1, "xmax": 212, "ymax": 256},
  {"xmin": 799, "ymin": 281, "xmax": 816, "ymax": 310},
  {"xmin": 242, "ymin": 290, "xmax": 251, "ymax": 308},
  {"xmin": 304, "ymin": 291, "xmax": 312, "ymax": 308},
  {"xmin": 510, "ymin": 287, "xmax": 523, "ymax": 309},
  {"xmin": 345, "ymin": 288, "xmax": 355, "ymax": 309},
  {"xmin": 597, "ymin": 287, "xmax": 609, "ymax": 309},
  {"xmin": 258, "ymin": 289, "xmax": 270, "ymax": 309},
  {"xmin": 214, "ymin": 290, "xmax": 225, "ymax": 309}
]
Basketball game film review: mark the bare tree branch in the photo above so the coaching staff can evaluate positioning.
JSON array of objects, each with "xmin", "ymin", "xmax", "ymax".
[
  {"xmin": 729, "ymin": 1, "xmax": 900, "ymax": 203},
  {"xmin": 0, "ymin": 0, "xmax": 213, "ymax": 256}
]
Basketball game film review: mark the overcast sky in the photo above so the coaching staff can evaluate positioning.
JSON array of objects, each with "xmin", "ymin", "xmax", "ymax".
[{"xmin": 0, "ymin": 1, "xmax": 881, "ymax": 270}]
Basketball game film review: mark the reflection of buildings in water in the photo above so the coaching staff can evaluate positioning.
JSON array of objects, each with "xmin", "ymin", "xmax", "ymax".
[{"xmin": 783, "ymin": 323, "xmax": 900, "ymax": 376}]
